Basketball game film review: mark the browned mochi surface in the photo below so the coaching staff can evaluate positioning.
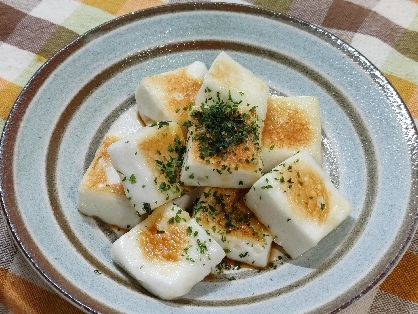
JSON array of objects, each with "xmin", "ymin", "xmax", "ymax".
[
  {"xmin": 209, "ymin": 57, "xmax": 238, "ymax": 87},
  {"xmin": 190, "ymin": 139, "xmax": 259, "ymax": 171},
  {"xmin": 193, "ymin": 188, "xmax": 269, "ymax": 243},
  {"xmin": 275, "ymin": 158, "xmax": 330, "ymax": 224},
  {"xmin": 262, "ymin": 97, "xmax": 314, "ymax": 149},
  {"xmin": 137, "ymin": 124, "xmax": 187, "ymax": 193},
  {"xmin": 139, "ymin": 206, "xmax": 188, "ymax": 262},
  {"xmin": 82, "ymin": 135, "xmax": 125, "ymax": 195},
  {"xmin": 146, "ymin": 67, "xmax": 203, "ymax": 123}
]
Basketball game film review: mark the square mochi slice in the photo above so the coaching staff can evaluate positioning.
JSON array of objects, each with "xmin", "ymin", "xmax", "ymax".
[
  {"xmin": 180, "ymin": 104, "xmax": 263, "ymax": 188},
  {"xmin": 244, "ymin": 150, "xmax": 352, "ymax": 259},
  {"xmin": 261, "ymin": 96, "xmax": 322, "ymax": 172},
  {"xmin": 192, "ymin": 187, "xmax": 273, "ymax": 267},
  {"xmin": 111, "ymin": 202, "xmax": 225, "ymax": 300},
  {"xmin": 108, "ymin": 121, "xmax": 189, "ymax": 215},
  {"xmin": 195, "ymin": 51, "xmax": 269, "ymax": 124},
  {"xmin": 135, "ymin": 61, "xmax": 207, "ymax": 132},
  {"xmin": 78, "ymin": 107, "xmax": 143, "ymax": 229}
]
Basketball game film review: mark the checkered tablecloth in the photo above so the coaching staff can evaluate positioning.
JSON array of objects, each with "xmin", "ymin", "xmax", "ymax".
[{"xmin": 1, "ymin": 0, "xmax": 418, "ymax": 313}]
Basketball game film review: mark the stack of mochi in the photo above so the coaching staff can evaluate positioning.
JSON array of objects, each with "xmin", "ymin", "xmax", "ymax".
[{"xmin": 78, "ymin": 52, "xmax": 352, "ymax": 300}]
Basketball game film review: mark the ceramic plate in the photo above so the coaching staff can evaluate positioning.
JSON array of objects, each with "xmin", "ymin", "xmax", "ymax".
[{"xmin": 1, "ymin": 3, "xmax": 418, "ymax": 314}]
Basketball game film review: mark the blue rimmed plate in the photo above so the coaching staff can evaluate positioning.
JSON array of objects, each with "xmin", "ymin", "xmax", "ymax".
[{"xmin": 1, "ymin": 3, "xmax": 418, "ymax": 313}]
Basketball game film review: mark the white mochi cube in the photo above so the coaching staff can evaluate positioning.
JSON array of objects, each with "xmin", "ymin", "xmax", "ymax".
[
  {"xmin": 108, "ymin": 121, "xmax": 189, "ymax": 214},
  {"xmin": 180, "ymin": 105, "xmax": 263, "ymax": 188},
  {"xmin": 78, "ymin": 107, "xmax": 143, "ymax": 228},
  {"xmin": 195, "ymin": 51, "xmax": 269, "ymax": 123},
  {"xmin": 244, "ymin": 150, "xmax": 352, "ymax": 258},
  {"xmin": 78, "ymin": 135, "xmax": 141, "ymax": 229},
  {"xmin": 172, "ymin": 186, "xmax": 201, "ymax": 210},
  {"xmin": 192, "ymin": 187, "xmax": 272, "ymax": 267},
  {"xmin": 111, "ymin": 203, "xmax": 225, "ymax": 300},
  {"xmin": 135, "ymin": 61, "xmax": 207, "ymax": 133},
  {"xmin": 261, "ymin": 96, "xmax": 322, "ymax": 172},
  {"xmin": 107, "ymin": 106, "xmax": 144, "ymax": 135}
]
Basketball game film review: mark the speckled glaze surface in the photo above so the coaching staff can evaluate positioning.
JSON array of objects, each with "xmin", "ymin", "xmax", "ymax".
[{"xmin": 1, "ymin": 3, "xmax": 418, "ymax": 314}]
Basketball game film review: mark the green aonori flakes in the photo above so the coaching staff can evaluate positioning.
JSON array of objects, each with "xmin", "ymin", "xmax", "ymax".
[{"xmin": 191, "ymin": 90, "xmax": 260, "ymax": 161}]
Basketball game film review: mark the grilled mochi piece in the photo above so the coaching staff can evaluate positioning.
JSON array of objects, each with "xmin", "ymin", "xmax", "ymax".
[
  {"xmin": 108, "ymin": 121, "xmax": 189, "ymax": 215},
  {"xmin": 78, "ymin": 107, "xmax": 143, "ymax": 229},
  {"xmin": 195, "ymin": 51, "xmax": 269, "ymax": 124},
  {"xmin": 180, "ymin": 102, "xmax": 263, "ymax": 188},
  {"xmin": 262, "ymin": 96, "xmax": 322, "ymax": 172},
  {"xmin": 192, "ymin": 187, "xmax": 273, "ymax": 268},
  {"xmin": 135, "ymin": 61, "xmax": 207, "ymax": 133},
  {"xmin": 244, "ymin": 150, "xmax": 352, "ymax": 259},
  {"xmin": 111, "ymin": 203, "xmax": 225, "ymax": 300}
]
